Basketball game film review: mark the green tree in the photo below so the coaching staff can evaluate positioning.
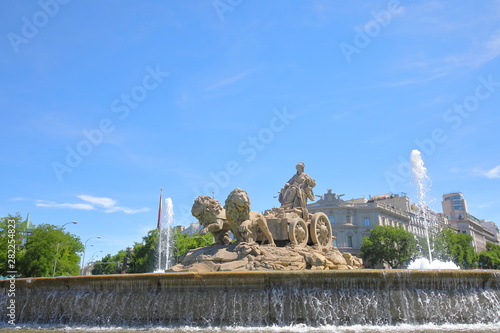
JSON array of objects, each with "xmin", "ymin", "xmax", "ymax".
[
  {"xmin": 93, "ymin": 228, "xmax": 215, "ymax": 274},
  {"xmin": 92, "ymin": 250, "xmax": 127, "ymax": 275},
  {"xmin": 0, "ymin": 213, "xmax": 26, "ymax": 276},
  {"xmin": 415, "ymin": 226, "xmax": 451, "ymax": 262},
  {"xmin": 360, "ymin": 225, "xmax": 418, "ymax": 268},
  {"xmin": 128, "ymin": 228, "xmax": 214, "ymax": 273},
  {"xmin": 478, "ymin": 242, "xmax": 500, "ymax": 269},
  {"xmin": 440, "ymin": 228, "xmax": 478, "ymax": 269},
  {"xmin": 130, "ymin": 229, "xmax": 159, "ymax": 273},
  {"xmin": 174, "ymin": 229, "xmax": 214, "ymax": 262},
  {"xmin": 17, "ymin": 224, "xmax": 83, "ymax": 277}
]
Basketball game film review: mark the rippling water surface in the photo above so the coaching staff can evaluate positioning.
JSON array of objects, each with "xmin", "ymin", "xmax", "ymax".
[{"xmin": 1, "ymin": 324, "xmax": 500, "ymax": 333}]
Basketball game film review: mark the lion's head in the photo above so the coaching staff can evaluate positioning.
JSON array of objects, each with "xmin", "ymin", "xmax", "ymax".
[
  {"xmin": 191, "ymin": 195, "xmax": 224, "ymax": 226},
  {"xmin": 224, "ymin": 188, "xmax": 251, "ymax": 225}
]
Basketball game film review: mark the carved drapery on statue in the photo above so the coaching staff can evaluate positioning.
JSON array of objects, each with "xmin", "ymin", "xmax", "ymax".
[{"xmin": 278, "ymin": 162, "xmax": 316, "ymax": 220}]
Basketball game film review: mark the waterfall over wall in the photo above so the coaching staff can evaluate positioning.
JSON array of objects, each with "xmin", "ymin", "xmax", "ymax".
[{"xmin": 1, "ymin": 270, "xmax": 499, "ymax": 327}]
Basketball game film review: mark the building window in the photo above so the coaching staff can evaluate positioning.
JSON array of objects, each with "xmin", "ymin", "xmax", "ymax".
[
  {"xmin": 364, "ymin": 218, "xmax": 370, "ymax": 226},
  {"xmin": 329, "ymin": 215, "xmax": 335, "ymax": 224},
  {"xmin": 347, "ymin": 235, "xmax": 353, "ymax": 248}
]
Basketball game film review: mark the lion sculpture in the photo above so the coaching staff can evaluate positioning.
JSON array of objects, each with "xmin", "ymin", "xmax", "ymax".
[
  {"xmin": 224, "ymin": 188, "xmax": 275, "ymax": 246},
  {"xmin": 191, "ymin": 195, "xmax": 231, "ymax": 245}
]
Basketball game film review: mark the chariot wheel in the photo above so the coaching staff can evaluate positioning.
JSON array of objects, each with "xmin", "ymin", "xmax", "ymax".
[
  {"xmin": 310, "ymin": 212, "xmax": 333, "ymax": 247},
  {"xmin": 288, "ymin": 218, "xmax": 309, "ymax": 247}
]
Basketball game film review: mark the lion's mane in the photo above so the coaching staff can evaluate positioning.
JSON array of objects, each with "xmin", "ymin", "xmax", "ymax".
[
  {"xmin": 224, "ymin": 188, "xmax": 251, "ymax": 227},
  {"xmin": 192, "ymin": 195, "xmax": 224, "ymax": 226}
]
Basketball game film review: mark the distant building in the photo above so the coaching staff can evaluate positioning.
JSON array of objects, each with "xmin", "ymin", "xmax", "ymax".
[
  {"xmin": 307, "ymin": 189, "xmax": 448, "ymax": 258},
  {"xmin": 442, "ymin": 192, "xmax": 469, "ymax": 221},
  {"xmin": 175, "ymin": 225, "xmax": 186, "ymax": 232},
  {"xmin": 180, "ymin": 222, "xmax": 202, "ymax": 236},
  {"xmin": 441, "ymin": 192, "xmax": 498, "ymax": 252},
  {"xmin": 482, "ymin": 220, "xmax": 500, "ymax": 244}
]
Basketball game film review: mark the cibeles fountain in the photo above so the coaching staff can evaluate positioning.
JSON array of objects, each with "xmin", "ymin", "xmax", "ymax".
[
  {"xmin": 1, "ymin": 162, "xmax": 499, "ymax": 331},
  {"xmin": 171, "ymin": 162, "xmax": 363, "ymax": 273}
]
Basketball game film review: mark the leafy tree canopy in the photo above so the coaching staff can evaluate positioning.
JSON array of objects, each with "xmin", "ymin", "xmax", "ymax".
[
  {"xmin": 440, "ymin": 228, "xmax": 478, "ymax": 269},
  {"xmin": 92, "ymin": 250, "xmax": 128, "ymax": 275},
  {"xmin": 128, "ymin": 229, "xmax": 160, "ymax": 273},
  {"xmin": 478, "ymin": 242, "xmax": 500, "ymax": 269},
  {"xmin": 174, "ymin": 229, "xmax": 214, "ymax": 261},
  {"xmin": 93, "ymin": 228, "xmax": 215, "ymax": 274},
  {"xmin": 360, "ymin": 225, "xmax": 417, "ymax": 268},
  {"xmin": 17, "ymin": 224, "xmax": 83, "ymax": 277}
]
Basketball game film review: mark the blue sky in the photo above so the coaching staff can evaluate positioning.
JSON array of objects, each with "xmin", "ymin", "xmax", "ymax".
[{"xmin": 1, "ymin": 1, "xmax": 499, "ymax": 265}]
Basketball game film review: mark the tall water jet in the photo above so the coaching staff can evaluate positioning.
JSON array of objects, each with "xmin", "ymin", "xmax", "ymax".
[
  {"xmin": 409, "ymin": 150, "xmax": 459, "ymax": 269},
  {"xmin": 410, "ymin": 149, "xmax": 433, "ymax": 263},
  {"xmin": 156, "ymin": 197, "xmax": 174, "ymax": 271}
]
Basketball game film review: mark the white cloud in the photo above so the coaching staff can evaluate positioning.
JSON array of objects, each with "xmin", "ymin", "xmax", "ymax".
[
  {"xmin": 77, "ymin": 194, "xmax": 117, "ymax": 208},
  {"xmin": 474, "ymin": 165, "xmax": 500, "ymax": 179},
  {"xmin": 104, "ymin": 206, "xmax": 150, "ymax": 214},
  {"xmin": 484, "ymin": 165, "xmax": 500, "ymax": 179},
  {"xmin": 36, "ymin": 200, "xmax": 95, "ymax": 210},
  {"xmin": 35, "ymin": 195, "xmax": 149, "ymax": 214}
]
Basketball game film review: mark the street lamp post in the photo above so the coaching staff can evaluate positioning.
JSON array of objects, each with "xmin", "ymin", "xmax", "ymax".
[
  {"xmin": 52, "ymin": 221, "xmax": 78, "ymax": 277},
  {"xmin": 89, "ymin": 250, "xmax": 103, "ymax": 264},
  {"xmin": 81, "ymin": 236, "xmax": 101, "ymax": 275},
  {"xmin": 62, "ymin": 221, "xmax": 78, "ymax": 228}
]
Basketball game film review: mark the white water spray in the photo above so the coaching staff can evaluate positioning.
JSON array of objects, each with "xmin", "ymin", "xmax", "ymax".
[
  {"xmin": 410, "ymin": 150, "xmax": 433, "ymax": 263},
  {"xmin": 156, "ymin": 197, "xmax": 174, "ymax": 272},
  {"xmin": 410, "ymin": 150, "xmax": 431, "ymax": 206},
  {"xmin": 408, "ymin": 257, "xmax": 461, "ymax": 269},
  {"xmin": 409, "ymin": 150, "xmax": 459, "ymax": 270}
]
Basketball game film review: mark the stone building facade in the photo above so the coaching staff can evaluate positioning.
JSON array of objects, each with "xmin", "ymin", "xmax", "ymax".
[
  {"xmin": 307, "ymin": 190, "xmax": 448, "ymax": 257},
  {"xmin": 441, "ymin": 192, "xmax": 497, "ymax": 252}
]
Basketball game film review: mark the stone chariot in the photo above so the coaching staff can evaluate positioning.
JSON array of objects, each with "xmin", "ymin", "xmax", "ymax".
[{"xmin": 265, "ymin": 210, "xmax": 333, "ymax": 248}]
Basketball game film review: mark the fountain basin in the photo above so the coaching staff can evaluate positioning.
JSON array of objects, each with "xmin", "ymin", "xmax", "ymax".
[{"xmin": 1, "ymin": 270, "xmax": 499, "ymax": 327}]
